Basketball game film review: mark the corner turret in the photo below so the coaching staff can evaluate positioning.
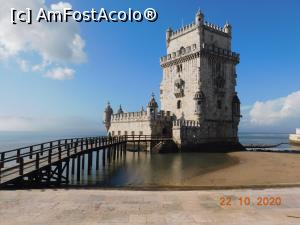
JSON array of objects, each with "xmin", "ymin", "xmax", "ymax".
[
  {"xmin": 117, "ymin": 105, "xmax": 124, "ymax": 114},
  {"xmin": 195, "ymin": 10, "xmax": 204, "ymax": 25},
  {"xmin": 166, "ymin": 27, "xmax": 173, "ymax": 47},
  {"xmin": 147, "ymin": 93, "xmax": 158, "ymax": 117},
  {"xmin": 224, "ymin": 21, "xmax": 232, "ymax": 36}
]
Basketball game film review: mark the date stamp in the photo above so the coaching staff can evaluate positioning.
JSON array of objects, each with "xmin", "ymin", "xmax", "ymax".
[{"xmin": 219, "ymin": 196, "xmax": 282, "ymax": 207}]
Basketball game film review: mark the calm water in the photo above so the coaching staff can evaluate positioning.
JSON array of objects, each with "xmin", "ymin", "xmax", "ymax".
[{"xmin": 0, "ymin": 132, "xmax": 299, "ymax": 187}]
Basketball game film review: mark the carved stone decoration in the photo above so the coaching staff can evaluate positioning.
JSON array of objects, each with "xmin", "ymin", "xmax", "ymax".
[
  {"xmin": 174, "ymin": 76, "xmax": 185, "ymax": 98},
  {"xmin": 212, "ymin": 61, "xmax": 226, "ymax": 89}
]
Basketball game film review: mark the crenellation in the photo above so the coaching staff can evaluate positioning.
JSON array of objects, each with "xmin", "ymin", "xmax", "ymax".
[{"xmin": 173, "ymin": 119, "xmax": 200, "ymax": 127}]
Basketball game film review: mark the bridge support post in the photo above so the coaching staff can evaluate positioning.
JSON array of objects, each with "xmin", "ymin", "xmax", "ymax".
[
  {"xmin": 120, "ymin": 144, "xmax": 122, "ymax": 158},
  {"xmin": 88, "ymin": 152, "xmax": 92, "ymax": 175},
  {"xmin": 71, "ymin": 158, "xmax": 75, "ymax": 175},
  {"xmin": 66, "ymin": 160, "xmax": 70, "ymax": 184},
  {"xmin": 82, "ymin": 154, "xmax": 85, "ymax": 170},
  {"xmin": 77, "ymin": 155, "xmax": 81, "ymax": 182},
  {"xmin": 102, "ymin": 149, "xmax": 106, "ymax": 167},
  {"xmin": 96, "ymin": 151, "xmax": 100, "ymax": 170},
  {"xmin": 57, "ymin": 161, "xmax": 62, "ymax": 185},
  {"xmin": 113, "ymin": 145, "xmax": 116, "ymax": 161},
  {"xmin": 108, "ymin": 147, "xmax": 111, "ymax": 163}
]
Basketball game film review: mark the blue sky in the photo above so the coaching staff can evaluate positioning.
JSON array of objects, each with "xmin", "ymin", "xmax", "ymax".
[{"xmin": 0, "ymin": 0, "xmax": 300, "ymax": 133}]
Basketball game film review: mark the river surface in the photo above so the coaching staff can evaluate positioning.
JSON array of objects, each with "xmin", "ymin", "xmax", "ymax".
[{"xmin": 0, "ymin": 132, "xmax": 299, "ymax": 187}]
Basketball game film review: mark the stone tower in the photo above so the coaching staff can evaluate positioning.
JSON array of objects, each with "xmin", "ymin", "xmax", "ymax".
[{"xmin": 160, "ymin": 11, "xmax": 241, "ymax": 144}]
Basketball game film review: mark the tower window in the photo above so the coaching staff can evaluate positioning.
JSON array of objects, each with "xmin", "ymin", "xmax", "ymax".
[
  {"xmin": 177, "ymin": 100, "xmax": 182, "ymax": 109},
  {"xmin": 217, "ymin": 100, "xmax": 222, "ymax": 109},
  {"xmin": 176, "ymin": 64, "xmax": 183, "ymax": 73}
]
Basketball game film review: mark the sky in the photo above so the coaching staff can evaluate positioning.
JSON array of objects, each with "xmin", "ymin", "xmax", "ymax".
[{"xmin": 0, "ymin": 0, "xmax": 300, "ymax": 133}]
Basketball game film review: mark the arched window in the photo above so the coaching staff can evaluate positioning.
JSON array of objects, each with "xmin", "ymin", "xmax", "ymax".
[{"xmin": 177, "ymin": 100, "xmax": 182, "ymax": 109}]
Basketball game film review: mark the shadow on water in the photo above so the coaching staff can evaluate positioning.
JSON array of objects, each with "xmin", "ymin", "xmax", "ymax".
[{"xmin": 70, "ymin": 152, "xmax": 239, "ymax": 188}]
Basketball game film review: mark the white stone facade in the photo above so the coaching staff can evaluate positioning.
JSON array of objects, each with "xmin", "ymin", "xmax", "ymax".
[
  {"xmin": 104, "ymin": 11, "xmax": 241, "ymax": 149},
  {"xmin": 160, "ymin": 11, "xmax": 241, "ymax": 146}
]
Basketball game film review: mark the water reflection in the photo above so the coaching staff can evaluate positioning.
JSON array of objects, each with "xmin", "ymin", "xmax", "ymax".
[{"xmin": 69, "ymin": 151, "xmax": 238, "ymax": 187}]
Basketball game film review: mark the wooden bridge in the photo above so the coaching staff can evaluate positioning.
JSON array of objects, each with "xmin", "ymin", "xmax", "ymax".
[{"xmin": 0, "ymin": 135, "xmax": 172, "ymax": 188}]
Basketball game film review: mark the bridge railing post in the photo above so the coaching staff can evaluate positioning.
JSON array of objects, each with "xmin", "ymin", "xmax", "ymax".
[
  {"xmin": 41, "ymin": 143, "xmax": 44, "ymax": 156},
  {"xmin": 58, "ymin": 140, "xmax": 61, "ymax": 160},
  {"xmin": 80, "ymin": 139, "xmax": 83, "ymax": 151},
  {"xmin": 74, "ymin": 139, "xmax": 78, "ymax": 152},
  {"xmin": 29, "ymin": 146, "xmax": 33, "ymax": 159},
  {"xmin": 67, "ymin": 144, "xmax": 70, "ymax": 157},
  {"xmin": 67, "ymin": 142, "xmax": 71, "ymax": 156},
  {"xmin": 19, "ymin": 157, "xmax": 24, "ymax": 176},
  {"xmin": 48, "ymin": 148, "xmax": 52, "ymax": 164},
  {"xmin": 0, "ymin": 152, "xmax": 4, "ymax": 169},
  {"xmin": 86, "ymin": 138, "xmax": 89, "ymax": 150},
  {"xmin": 16, "ymin": 149, "xmax": 20, "ymax": 163},
  {"xmin": 36, "ymin": 153, "xmax": 40, "ymax": 169}
]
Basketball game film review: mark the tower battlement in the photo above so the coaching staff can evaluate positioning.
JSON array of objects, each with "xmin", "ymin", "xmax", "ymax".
[
  {"xmin": 173, "ymin": 119, "xmax": 200, "ymax": 128},
  {"xmin": 160, "ymin": 43, "xmax": 239, "ymax": 66},
  {"xmin": 168, "ymin": 21, "xmax": 230, "ymax": 40},
  {"xmin": 111, "ymin": 111, "xmax": 148, "ymax": 122},
  {"xmin": 160, "ymin": 43, "xmax": 199, "ymax": 64},
  {"xmin": 166, "ymin": 12, "xmax": 231, "ymax": 45}
]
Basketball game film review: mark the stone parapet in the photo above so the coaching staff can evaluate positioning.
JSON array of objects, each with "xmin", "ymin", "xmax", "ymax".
[
  {"xmin": 160, "ymin": 43, "xmax": 199, "ymax": 64},
  {"xmin": 111, "ymin": 111, "xmax": 148, "ymax": 122},
  {"xmin": 160, "ymin": 43, "xmax": 239, "ymax": 67},
  {"xmin": 169, "ymin": 22, "xmax": 197, "ymax": 40},
  {"xmin": 168, "ymin": 20, "xmax": 229, "ymax": 41},
  {"xmin": 201, "ymin": 43, "xmax": 240, "ymax": 63},
  {"xmin": 173, "ymin": 119, "xmax": 200, "ymax": 127}
]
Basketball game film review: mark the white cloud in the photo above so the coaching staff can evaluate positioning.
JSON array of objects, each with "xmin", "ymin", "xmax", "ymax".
[
  {"xmin": 50, "ymin": 2, "xmax": 72, "ymax": 11},
  {"xmin": 248, "ymin": 90, "xmax": 300, "ymax": 127},
  {"xmin": 44, "ymin": 67, "xmax": 75, "ymax": 80},
  {"xmin": 0, "ymin": 0, "xmax": 86, "ymax": 78},
  {"xmin": 17, "ymin": 59, "xmax": 30, "ymax": 72}
]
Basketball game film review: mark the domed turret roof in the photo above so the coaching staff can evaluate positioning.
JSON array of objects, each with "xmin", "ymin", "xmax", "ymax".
[
  {"xmin": 232, "ymin": 94, "xmax": 240, "ymax": 104},
  {"xmin": 117, "ymin": 105, "xmax": 124, "ymax": 114},
  {"xmin": 148, "ymin": 94, "xmax": 158, "ymax": 108},
  {"xmin": 194, "ymin": 91, "xmax": 205, "ymax": 100},
  {"xmin": 105, "ymin": 102, "xmax": 113, "ymax": 113}
]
